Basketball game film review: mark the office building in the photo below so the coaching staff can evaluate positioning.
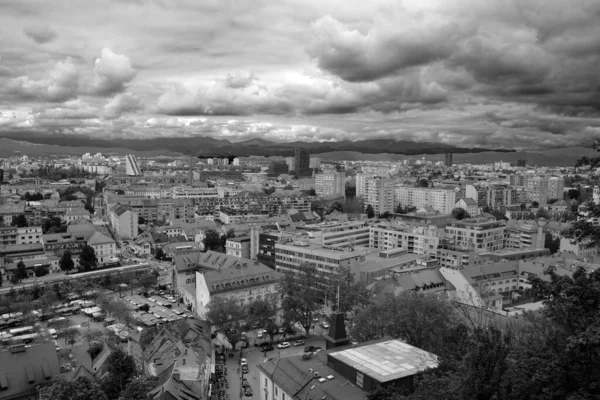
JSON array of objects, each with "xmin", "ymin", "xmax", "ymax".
[
  {"xmin": 444, "ymin": 218, "xmax": 506, "ymax": 252},
  {"xmin": 125, "ymin": 154, "xmax": 142, "ymax": 176},
  {"xmin": 394, "ymin": 186, "xmax": 456, "ymax": 214},
  {"xmin": 300, "ymin": 220, "xmax": 370, "ymax": 248},
  {"xmin": 315, "ymin": 171, "xmax": 346, "ymax": 198},
  {"xmin": 294, "ymin": 149, "xmax": 311, "ymax": 177},
  {"xmin": 445, "ymin": 152, "xmax": 453, "ymax": 167}
]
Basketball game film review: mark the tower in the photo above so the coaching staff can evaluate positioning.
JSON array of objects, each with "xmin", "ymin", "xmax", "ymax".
[
  {"xmin": 445, "ymin": 152, "xmax": 453, "ymax": 167},
  {"xmin": 189, "ymin": 156, "xmax": 194, "ymax": 186},
  {"xmin": 294, "ymin": 149, "xmax": 310, "ymax": 177},
  {"xmin": 324, "ymin": 311, "xmax": 350, "ymax": 350}
]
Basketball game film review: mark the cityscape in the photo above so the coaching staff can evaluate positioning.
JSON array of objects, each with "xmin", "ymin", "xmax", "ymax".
[{"xmin": 1, "ymin": 1, "xmax": 600, "ymax": 400}]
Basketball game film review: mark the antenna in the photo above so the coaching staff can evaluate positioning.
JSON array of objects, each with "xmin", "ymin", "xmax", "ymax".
[{"xmin": 336, "ymin": 285, "xmax": 340, "ymax": 311}]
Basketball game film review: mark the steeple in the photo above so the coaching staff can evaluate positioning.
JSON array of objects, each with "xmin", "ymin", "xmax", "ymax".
[{"xmin": 324, "ymin": 311, "xmax": 350, "ymax": 350}]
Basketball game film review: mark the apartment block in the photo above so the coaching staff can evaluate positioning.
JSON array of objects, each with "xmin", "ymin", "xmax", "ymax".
[
  {"xmin": 355, "ymin": 173, "xmax": 375, "ymax": 198},
  {"xmin": 315, "ymin": 171, "xmax": 346, "ymax": 198},
  {"xmin": 108, "ymin": 204, "xmax": 139, "ymax": 239},
  {"xmin": 394, "ymin": 186, "xmax": 456, "ymax": 214},
  {"xmin": 369, "ymin": 222, "xmax": 442, "ymax": 257},
  {"xmin": 444, "ymin": 218, "xmax": 506, "ymax": 252},
  {"xmin": 298, "ymin": 220, "xmax": 370, "ymax": 248},
  {"xmin": 0, "ymin": 226, "xmax": 43, "ymax": 246},
  {"xmin": 365, "ymin": 177, "xmax": 395, "ymax": 215}
]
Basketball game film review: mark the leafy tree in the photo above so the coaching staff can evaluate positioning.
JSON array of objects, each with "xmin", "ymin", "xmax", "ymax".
[
  {"xmin": 154, "ymin": 248, "xmax": 165, "ymax": 261},
  {"xmin": 62, "ymin": 326, "xmax": 81, "ymax": 346},
  {"xmin": 345, "ymin": 184, "xmax": 356, "ymax": 198},
  {"xmin": 365, "ymin": 204, "xmax": 375, "ymax": 219},
  {"xmin": 567, "ymin": 189, "xmax": 580, "ymax": 200},
  {"xmin": 44, "ymin": 376, "xmax": 108, "ymax": 400},
  {"xmin": 206, "ymin": 296, "xmax": 246, "ymax": 346},
  {"xmin": 531, "ymin": 201, "xmax": 539, "ymax": 208},
  {"xmin": 283, "ymin": 184, "xmax": 294, "ymax": 190},
  {"xmin": 328, "ymin": 201, "xmax": 343, "ymax": 214},
  {"xmin": 78, "ymin": 245, "xmax": 98, "ymax": 272},
  {"xmin": 246, "ymin": 299, "xmax": 278, "ymax": 341},
  {"xmin": 263, "ymin": 186, "xmax": 276, "ymax": 195},
  {"xmin": 417, "ymin": 178, "xmax": 429, "ymax": 188},
  {"xmin": 328, "ymin": 266, "xmax": 370, "ymax": 323},
  {"xmin": 396, "ymin": 204, "xmax": 417, "ymax": 214},
  {"xmin": 15, "ymin": 261, "xmax": 28, "ymax": 282},
  {"xmin": 101, "ymin": 348, "xmax": 138, "ymax": 399},
  {"xmin": 279, "ymin": 263, "xmax": 323, "ymax": 336},
  {"xmin": 535, "ymin": 207, "xmax": 550, "ymax": 219},
  {"xmin": 544, "ymin": 232, "xmax": 560, "ymax": 254},
  {"xmin": 203, "ymin": 229, "xmax": 221, "ymax": 251},
  {"xmin": 11, "ymin": 214, "xmax": 28, "ymax": 227},
  {"xmin": 42, "ymin": 216, "xmax": 67, "ymax": 234},
  {"xmin": 118, "ymin": 376, "xmax": 158, "ymax": 400},
  {"xmin": 59, "ymin": 250, "xmax": 75, "ymax": 274},
  {"xmin": 451, "ymin": 208, "xmax": 470, "ymax": 220},
  {"xmin": 138, "ymin": 216, "xmax": 146, "ymax": 225}
]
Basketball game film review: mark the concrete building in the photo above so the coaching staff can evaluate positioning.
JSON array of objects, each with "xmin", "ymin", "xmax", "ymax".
[
  {"xmin": 294, "ymin": 149, "xmax": 311, "ymax": 177},
  {"xmin": 315, "ymin": 171, "xmax": 346, "ymax": 198},
  {"xmin": 369, "ymin": 222, "xmax": 442, "ymax": 257},
  {"xmin": 394, "ymin": 186, "xmax": 456, "ymax": 214},
  {"xmin": 445, "ymin": 152, "xmax": 453, "ymax": 167},
  {"xmin": 275, "ymin": 240, "xmax": 367, "ymax": 300},
  {"xmin": 0, "ymin": 226, "xmax": 42, "ymax": 246},
  {"xmin": 365, "ymin": 177, "xmax": 395, "ymax": 216},
  {"xmin": 444, "ymin": 218, "xmax": 506, "ymax": 252},
  {"xmin": 359, "ymin": 248, "xmax": 428, "ymax": 284},
  {"xmin": 299, "ymin": 221, "xmax": 370, "ymax": 248},
  {"xmin": 225, "ymin": 235, "xmax": 251, "ymax": 259},
  {"xmin": 355, "ymin": 173, "xmax": 375, "ymax": 198},
  {"xmin": 125, "ymin": 154, "xmax": 142, "ymax": 176},
  {"xmin": 454, "ymin": 198, "xmax": 479, "ymax": 217},
  {"xmin": 526, "ymin": 176, "xmax": 549, "ymax": 206},
  {"xmin": 435, "ymin": 247, "xmax": 488, "ymax": 269},
  {"xmin": 195, "ymin": 255, "xmax": 281, "ymax": 316},
  {"xmin": 547, "ymin": 177, "xmax": 565, "ymax": 200},
  {"xmin": 108, "ymin": 204, "xmax": 139, "ymax": 239}
]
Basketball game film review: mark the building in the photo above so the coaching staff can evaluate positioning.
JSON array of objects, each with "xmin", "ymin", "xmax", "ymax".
[
  {"xmin": 225, "ymin": 235, "xmax": 251, "ymax": 259},
  {"xmin": 487, "ymin": 185, "xmax": 517, "ymax": 210},
  {"xmin": 454, "ymin": 198, "xmax": 479, "ymax": 217},
  {"xmin": 435, "ymin": 247, "xmax": 488, "ymax": 269},
  {"xmin": 355, "ymin": 173, "xmax": 375, "ymax": 198},
  {"xmin": 394, "ymin": 186, "xmax": 456, "ymax": 214},
  {"xmin": 359, "ymin": 248, "xmax": 429, "ymax": 284},
  {"xmin": 444, "ymin": 218, "xmax": 506, "ymax": 252},
  {"xmin": 108, "ymin": 204, "xmax": 139, "ymax": 239},
  {"xmin": 195, "ymin": 254, "xmax": 281, "ymax": 315},
  {"xmin": 0, "ymin": 226, "xmax": 42, "ymax": 246},
  {"xmin": 315, "ymin": 171, "xmax": 345, "ymax": 198},
  {"xmin": 257, "ymin": 338, "xmax": 438, "ymax": 400},
  {"xmin": 253, "ymin": 229, "xmax": 282, "ymax": 268},
  {"xmin": 294, "ymin": 149, "xmax": 311, "ymax": 177},
  {"xmin": 217, "ymin": 208, "xmax": 272, "ymax": 225},
  {"xmin": 274, "ymin": 240, "xmax": 367, "ymax": 299},
  {"xmin": 0, "ymin": 342, "xmax": 60, "ymax": 400},
  {"xmin": 41, "ymin": 232, "xmax": 88, "ymax": 257},
  {"xmin": 444, "ymin": 152, "xmax": 453, "ymax": 167},
  {"xmin": 125, "ymin": 154, "xmax": 142, "ymax": 176},
  {"xmin": 369, "ymin": 222, "xmax": 441, "ymax": 257},
  {"xmin": 547, "ymin": 177, "xmax": 565, "ymax": 200},
  {"xmin": 268, "ymin": 161, "xmax": 289, "ymax": 176},
  {"xmin": 299, "ymin": 221, "xmax": 370, "ymax": 248},
  {"xmin": 63, "ymin": 208, "xmax": 91, "ymax": 224},
  {"xmin": 526, "ymin": 176, "xmax": 549, "ymax": 206},
  {"xmin": 366, "ymin": 177, "xmax": 395, "ymax": 215}
]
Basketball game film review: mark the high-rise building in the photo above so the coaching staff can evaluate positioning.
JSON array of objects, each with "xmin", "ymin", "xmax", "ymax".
[
  {"xmin": 233, "ymin": 158, "xmax": 240, "ymax": 166},
  {"xmin": 315, "ymin": 171, "xmax": 346, "ymax": 198},
  {"xmin": 548, "ymin": 177, "xmax": 565, "ymax": 200},
  {"xmin": 394, "ymin": 186, "xmax": 457, "ymax": 214},
  {"xmin": 526, "ymin": 176, "xmax": 549, "ymax": 206},
  {"xmin": 355, "ymin": 173, "xmax": 375, "ymax": 198},
  {"xmin": 444, "ymin": 153, "xmax": 453, "ymax": 167},
  {"xmin": 294, "ymin": 149, "xmax": 310, "ymax": 177},
  {"xmin": 124, "ymin": 154, "xmax": 142, "ymax": 176},
  {"xmin": 0, "ymin": 168, "xmax": 3, "ymax": 182},
  {"xmin": 366, "ymin": 177, "xmax": 395, "ymax": 215},
  {"xmin": 285, "ymin": 157, "xmax": 294, "ymax": 171},
  {"xmin": 309, "ymin": 157, "xmax": 321, "ymax": 169}
]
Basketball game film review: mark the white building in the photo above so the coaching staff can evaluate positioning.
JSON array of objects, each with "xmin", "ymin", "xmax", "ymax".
[
  {"xmin": 315, "ymin": 171, "xmax": 345, "ymax": 198},
  {"xmin": 394, "ymin": 186, "xmax": 456, "ymax": 214},
  {"xmin": 454, "ymin": 198, "xmax": 480, "ymax": 217},
  {"xmin": 125, "ymin": 154, "xmax": 142, "ymax": 176},
  {"xmin": 108, "ymin": 204, "xmax": 139, "ymax": 239},
  {"xmin": 445, "ymin": 218, "xmax": 506, "ymax": 252},
  {"xmin": 355, "ymin": 173, "xmax": 375, "ymax": 198},
  {"xmin": 369, "ymin": 222, "xmax": 442, "ymax": 256},
  {"xmin": 365, "ymin": 177, "xmax": 395, "ymax": 215}
]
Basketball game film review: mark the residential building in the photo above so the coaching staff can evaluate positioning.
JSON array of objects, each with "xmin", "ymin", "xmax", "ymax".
[
  {"xmin": 369, "ymin": 222, "xmax": 442, "ymax": 257},
  {"xmin": 315, "ymin": 171, "xmax": 346, "ymax": 198},
  {"xmin": 299, "ymin": 221, "xmax": 370, "ymax": 248},
  {"xmin": 195, "ymin": 256, "xmax": 281, "ymax": 316},
  {"xmin": 559, "ymin": 238, "xmax": 598, "ymax": 258},
  {"xmin": 63, "ymin": 208, "xmax": 91, "ymax": 224},
  {"xmin": 454, "ymin": 198, "xmax": 479, "ymax": 217},
  {"xmin": 548, "ymin": 177, "xmax": 565, "ymax": 200},
  {"xmin": 445, "ymin": 152, "xmax": 453, "ymax": 167},
  {"xmin": 41, "ymin": 232, "xmax": 88, "ymax": 257},
  {"xmin": 444, "ymin": 217, "xmax": 506, "ymax": 252},
  {"xmin": 125, "ymin": 154, "xmax": 142, "ymax": 176},
  {"xmin": 225, "ymin": 235, "xmax": 251, "ymax": 259},
  {"xmin": 526, "ymin": 176, "xmax": 549, "ymax": 206},
  {"xmin": 365, "ymin": 177, "xmax": 395, "ymax": 215},
  {"xmin": 217, "ymin": 208, "xmax": 272, "ymax": 224},
  {"xmin": 0, "ymin": 343, "xmax": 60, "ymax": 400},
  {"xmin": 394, "ymin": 186, "xmax": 456, "ymax": 214},
  {"xmin": 435, "ymin": 248, "xmax": 488, "ymax": 269},
  {"xmin": 355, "ymin": 173, "xmax": 375, "ymax": 198},
  {"xmin": 0, "ymin": 226, "xmax": 42, "ymax": 246},
  {"xmin": 487, "ymin": 185, "xmax": 517, "ymax": 210},
  {"xmin": 108, "ymin": 204, "xmax": 138, "ymax": 239}
]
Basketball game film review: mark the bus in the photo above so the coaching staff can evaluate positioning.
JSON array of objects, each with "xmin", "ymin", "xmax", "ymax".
[
  {"xmin": 10, "ymin": 333, "xmax": 39, "ymax": 344},
  {"xmin": 9, "ymin": 326, "xmax": 34, "ymax": 336}
]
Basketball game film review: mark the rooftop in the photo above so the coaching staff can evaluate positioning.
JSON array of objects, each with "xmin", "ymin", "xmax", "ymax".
[
  {"xmin": 329, "ymin": 339, "xmax": 438, "ymax": 383},
  {"xmin": 276, "ymin": 241, "xmax": 368, "ymax": 260}
]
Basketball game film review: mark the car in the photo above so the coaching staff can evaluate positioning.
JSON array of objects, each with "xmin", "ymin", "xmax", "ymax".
[
  {"xmin": 304, "ymin": 345, "xmax": 316, "ymax": 353},
  {"xmin": 244, "ymin": 386, "xmax": 253, "ymax": 396},
  {"xmin": 320, "ymin": 322, "xmax": 330, "ymax": 329},
  {"xmin": 313, "ymin": 317, "xmax": 319, "ymax": 322},
  {"xmin": 293, "ymin": 340, "xmax": 305, "ymax": 346},
  {"xmin": 278, "ymin": 342, "xmax": 291, "ymax": 349},
  {"xmin": 257, "ymin": 332, "xmax": 264, "ymax": 339},
  {"xmin": 262, "ymin": 329, "xmax": 268, "ymax": 334},
  {"xmin": 262, "ymin": 344, "xmax": 274, "ymax": 351},
  {"xmin": 242, "ymin": 378, "xmax": 250, "ymax": 388},
  {"xmin": 240, "ymin": 358, "xmax": 248, "ymax": 366},
  {"xmin": 241, "ymin": 364, "xmax": 249, "ymax": 374}
]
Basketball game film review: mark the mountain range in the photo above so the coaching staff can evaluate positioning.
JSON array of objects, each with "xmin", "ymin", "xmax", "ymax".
[{"xmin": 0, "ymin": 132, "xmax": 512, "ymax": 158}]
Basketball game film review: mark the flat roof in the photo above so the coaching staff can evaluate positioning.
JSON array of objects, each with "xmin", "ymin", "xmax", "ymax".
[
  {"xmin": 329, "ymin": 339, "xmax": 438, "ymax": 383},
  {"xmin": 276, "ymin": 241, "xmax": 367, "ymax": 259},
  {"xmin": 361, "ymin": 250, "xmax": 425, "ymax": 272}
]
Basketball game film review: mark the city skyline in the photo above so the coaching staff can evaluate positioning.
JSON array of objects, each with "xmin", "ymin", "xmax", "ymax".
[{"xmin": 1, "ymin": 0, "xmax": 600, "ymax": 151}]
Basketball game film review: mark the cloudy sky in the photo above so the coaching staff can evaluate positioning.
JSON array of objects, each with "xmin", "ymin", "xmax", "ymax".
[{"xmin": 1, "ymin": 0, "xmax": 600, "ymax": 150}]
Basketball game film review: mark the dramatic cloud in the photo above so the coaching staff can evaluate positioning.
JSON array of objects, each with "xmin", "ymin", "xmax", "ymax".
[
  {"xmin": 0, "ymin": 0, "xmax": 600, "ymax": 150},
  {"xmin": 91, "ymin": 48, "xmax": 137, "ymax": 95},
  {"xmin": 23, "ymin": 25, "xmax": 57, "ymax": 44}
]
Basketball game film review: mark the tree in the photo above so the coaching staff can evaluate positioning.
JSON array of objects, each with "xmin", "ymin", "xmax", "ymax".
[
  {"xmin": 11, "ymin": 214, "xmax": 28, "ymax": 227},
  {"xmin": 328, "ymin": 201, "xmax": 343, "ymax": 214},
  {"xmin": 417, "ymin": 178, "xmax": 429, "ymax": 188},
  {"xmin": 365, "ymin": 204, "xmax": 375, "ymax": 219},
  {"xmin": 283, "ymin": 184, "xmax": 294, "ymax": 190},
  {"xmin": 451, "ymin": 208, "xmax": 470, "ymax": 220},
  {"xmin": 59, "ymin": 250, "xmax": 75, "ymax": 274},
  {"xmin": 154, "ymin": 248, "xmax": 165, "ymax": 261},
  {"xmin": 44, "ymin": 376, "xmax": 108, "ymax": 400},
  {"xmin": 62, "ymin": 326, "xmax": 81, "ymax": 346},
  {"xmin": 138, "ymin": 216, "xmax": 146, "ymax": 225},
  {"xmin": 279, "ymin": 263, "xmax": 323, "ymax": 336},
  {"xmin": 78, "ymin": 245, "xmax": 98, "ymax": 272},
  {"xmin": 531, "ymin": 201, "xmax": 539, "ymax": 208},
  {"xmin": 328, "ymin": 266, "xmax": 370, "ymax": 323},
  {"xmin": 203, "ymin": 229, "xmax": 221, "ymax": 251},
  {"xmin": 15, "ymin": 261, "xmax": 28, "ymax": 283},
  {"xmin": 101, "ymin": 348, "xmax": 138, "ymax": 399},
  {"xmin": 263, "ymin": 186, "xmax": 276, "ymax": 195},
  {"xmin": 345, "ymin": 184, "xmax": 356, "ymax": 199},
  {"xmin": 246, "ymin": 299, "xmax": 278, "ymax": 341},
  {"xmin": 544, "ymin": 232, "xmax": 560, "ymax": 254},
  {"xmin": 118, "ymin": 376, "xmax": 158, "ymax": 400},
  {"xmin": 567, "ymin": 189, "xmax": 580, "ymax": 200},
  {"xmin": 206, "ymin": 296, "xmax": 247, "ymax": 346},
  {"xmin": 34, "ymin": 264, "xmax": 49, "ymax": 277},
  {"xmin": 396, "ymin": 204, "xmax": 417, "ymax": 214}
]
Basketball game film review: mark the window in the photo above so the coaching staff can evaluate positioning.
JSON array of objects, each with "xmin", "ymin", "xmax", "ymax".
[{"xmin": 356, "ymin": 372, "xmax": 364, "ymax": 388}]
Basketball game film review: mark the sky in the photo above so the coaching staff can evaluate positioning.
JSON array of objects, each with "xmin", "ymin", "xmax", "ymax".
[{"xmin": 1, "ymin": 0, "xmax": 600, "ymax": 150}]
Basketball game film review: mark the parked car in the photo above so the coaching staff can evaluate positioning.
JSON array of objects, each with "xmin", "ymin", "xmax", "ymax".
[
  {"xmin": 257, "ymin": 332, "xmax": 264, "ymax": 339},
  {"xmin": 242, "ymin": 378, "xmax": 250, "ymax": 388},
  {"xmin": 241, "ymin": 364, "xmax": 249, "ymax": 374},
  {"xmin": 244, "ymin": 386, "xmax": 253, "ymax": 396},
  {"xmin": 304, "ymin": 345, "xmax": 316, "ymax": 353},
  {"xmin": 278, "ymin": 342, "xmax": 291, "ymax": 349},
  {"xmin": 262, "ymin": 344, "xmax": 274, "ymax": 351},
  {"xmin": 293, "ymin": 340, "xmax": 305, "ymax": 346},
  {"xmin": 320, "ymin": 322, "xmax": 330, "ymax": 329},
  {"xmin": 240, "ymin": 358, "xmax": 248, "ymax": 366}
]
